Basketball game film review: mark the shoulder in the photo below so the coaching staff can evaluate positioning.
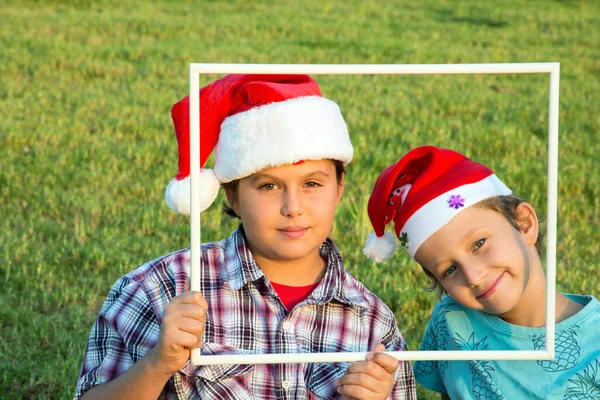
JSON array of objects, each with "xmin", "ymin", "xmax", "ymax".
[
  {"xmin": 430, "ymin": 295, "xmax": 488, "ymax": 324},
  {"xmin": 124, "ymin": 248, "xmax": 190, "ymax": 290},
  {"xmin": 104, "ymin": 237, "xmax": 231, "ymax": 315},
  {"xmin": 124, "ymin": 235, "xmax": 232, "ymax": 288},
  {"xmin": 426, "ymin": 295, "xmax": 463, "ymax": 322},
  {"xmin": 562, "ymin": 294, "xmax": 600, "ymax": 327},
  {"xmin": 565, "ymin": 293, "xmax": 600, "ymax": 311},
  {"xmin": 124, "ymin": 248, "xmax": 190, "ymax": 284},
  {"xmin": 338, "ymin": 270, "xmax": 403, "ymax": 344},
  {"xmin": 320, "ymin": 239, "xmax": 392, "ymax": 314},
  {"xmin": 96, "ymin": 249, "xmax": 190, "ymax": 319},
  {"xmin": 423, "ymin": 296, "xmax": 488, "ymax": 339},
  {"xmin": 341, "ymin": 270, "xmax": 393, "ymax": 313},
  {"xmin": 419, "ymin": 297, "xmax": 465, "ymax": 348}
]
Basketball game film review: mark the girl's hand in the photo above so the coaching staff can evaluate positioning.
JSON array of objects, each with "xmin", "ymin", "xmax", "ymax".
[
  {"xmin": 148, "ymin": 281, "xmax": 208, "ymax": 378},
  {"xmin": 334, "ymin": 344, "xmax": 398, "ymax": 400}
]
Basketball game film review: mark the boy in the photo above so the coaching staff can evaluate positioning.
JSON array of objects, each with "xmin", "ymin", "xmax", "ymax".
[{"xmin": 75, "ymin": 74, "xmax": 416, "ymax": 399}]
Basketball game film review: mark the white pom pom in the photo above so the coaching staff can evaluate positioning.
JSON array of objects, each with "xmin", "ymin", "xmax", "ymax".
[
  {"xmin": 363, "ymin": 232, "xmax": 398, "ymax": 263},
  {"xmin": 165, "ymin": 169, "xmax": 221, "ymax": 215}
]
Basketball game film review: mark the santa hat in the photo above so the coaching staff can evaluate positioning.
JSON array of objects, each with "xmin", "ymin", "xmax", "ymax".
[
  {"xmin": 165, "ymin": 74, "xmax": 353, "ymax": 215},
  {"xmin": 363, "ymin": 146, "xmax": 512, "ymax": 262}
]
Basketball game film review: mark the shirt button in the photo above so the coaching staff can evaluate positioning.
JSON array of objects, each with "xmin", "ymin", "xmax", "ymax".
[{"xmin": 282, "ymin": 380, "xmax": 291, "ymax": 390}]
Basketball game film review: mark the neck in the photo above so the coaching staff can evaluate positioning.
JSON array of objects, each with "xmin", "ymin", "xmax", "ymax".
[
  {"xmin": 252, "ymin": 251, "xmax": 327, "ymax": 286},
  {"xmin": 498, "ymin": 266, "xmax": 582, "ymax": 326}
]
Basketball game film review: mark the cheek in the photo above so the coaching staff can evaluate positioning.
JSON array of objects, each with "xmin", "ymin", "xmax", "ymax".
[
  {"xmin": 441, "ymin": 282, "xmax": 455, "ymax": 296},
  {"xmin": 312, "ymin": 189, "xmax": 340, "ymax": 211},
  {"xmin": 487, "ymin": 245, "xmax": 520, "ymax": 271},
  {"xmin": 238, "ymin": 194, "xmax": 270, "ymax": 223},
  {"xmin": 441, "ymin": 279, "xmax": 469, "ymax": 299},
  {"xmin": 318, "ymin": 197, "xmax": 338, "ymax": 216}
]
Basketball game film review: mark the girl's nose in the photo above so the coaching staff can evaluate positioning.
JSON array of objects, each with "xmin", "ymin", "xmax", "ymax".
[
  {"xmin": 464, "ymin": 262, "xmax": 487, "ymax": 289},
  {"xmin": 281, "ymin": 189, "xmax": 303, "ymax": 217}
]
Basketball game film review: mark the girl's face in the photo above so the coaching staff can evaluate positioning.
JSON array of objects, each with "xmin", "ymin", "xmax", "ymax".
[
  {"xmin": 415, "ymin": 203, "xmax": 540, "ymax": 319},
  {"xmin": 226, "ymin": 159, "xmax": 343, "ymax": 267}
]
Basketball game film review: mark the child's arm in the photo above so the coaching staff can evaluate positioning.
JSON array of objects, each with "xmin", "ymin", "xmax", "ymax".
[
  {"xmin": 80, "ymin": 289, "xmax": 208, "ymax": 400},
  {"xmin": 333, "ymin": 344, "xmax": 399, "ymax": 400}
]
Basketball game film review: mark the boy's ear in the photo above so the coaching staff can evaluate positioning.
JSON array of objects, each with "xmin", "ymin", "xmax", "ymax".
[
  {"xmin": 224, "ymin": 186, "xmax": 239, "ymax": 215},
  {"xmin": 336, "ymin": 172, "xmax": 345, "ymax": 202},
  {"xmin": 516, "ymin": 202, "xmax": 539, "ymax": 245}
]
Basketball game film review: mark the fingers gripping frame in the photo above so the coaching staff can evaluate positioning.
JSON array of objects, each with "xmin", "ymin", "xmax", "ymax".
[{"xmin": 188, "ymin": 62, "xmax": 560, "ymax": 366}]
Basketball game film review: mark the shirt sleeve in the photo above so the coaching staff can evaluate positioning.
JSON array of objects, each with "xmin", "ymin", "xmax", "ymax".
[
  {"xmin": 384, "ymin": 324, "xmax": 417, "ymax": 399},
  {"xmin": 73, "ymin": 276, "xmax": 161, "ymax": 399},
  {"xmin": 413, "ymin": 302, "xmax": 448, "ymax": 394}
]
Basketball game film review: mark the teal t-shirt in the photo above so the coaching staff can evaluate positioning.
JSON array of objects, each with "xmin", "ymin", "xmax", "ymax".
[{"xmin": 414, "ymin": 294, "xmax": 600, "ymax": 399}]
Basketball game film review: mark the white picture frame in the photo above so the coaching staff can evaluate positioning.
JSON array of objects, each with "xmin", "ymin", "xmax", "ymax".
[{"xmin": 188, "ymin": 63, "xmax": 560, "ymax": 366}]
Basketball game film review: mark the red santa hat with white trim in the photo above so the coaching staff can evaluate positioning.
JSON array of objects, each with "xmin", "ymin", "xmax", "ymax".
[
  {"xmin": 363, "ymin": 146, "xmax": 512, "ymax": 262},
  {"xmin": 165, "ymin": 74, "xmax": 353, "ymax": 215}
]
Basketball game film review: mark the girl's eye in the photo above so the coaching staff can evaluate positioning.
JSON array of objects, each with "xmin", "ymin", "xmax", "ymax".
[
  {"xmin": 259, "ymin": 183, "xmax": 276, "ymax": 191},
  {"xmin": 444, "ymin": 265, "xmax": 457, "ymax": 277},
  {"xmin": 474, "ymin": 238, "xmax": 486, "ymax": 250}
]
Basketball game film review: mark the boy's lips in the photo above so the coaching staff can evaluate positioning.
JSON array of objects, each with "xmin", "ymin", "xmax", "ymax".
[
  {"xmin": 278, "ymin": 226, "xmax": 308, "ymax": 238},
  {"xmin": 476, "ymin": 272, "xmax": 506, "ymax": 300}
]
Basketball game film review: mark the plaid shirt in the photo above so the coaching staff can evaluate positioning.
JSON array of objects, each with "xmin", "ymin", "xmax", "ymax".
[{"xmin": 75, "ymin": 226, "xmax": 416, "ymax": 399}]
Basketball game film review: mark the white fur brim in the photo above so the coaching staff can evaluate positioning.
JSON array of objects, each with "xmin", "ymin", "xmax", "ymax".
[
  {"xmin": 363, "ymin": 232, "xmax": 398, "ymax": 263},
  {"xmin": 165, "ymin": 169, "xmax": 221, "ymax": 215},
  {"xmin": 214, "ymin": 96, "xmax": 352, "ymax": 183},
  {"xmin": 400, "ymin": 174, "xmax": 511, "ymax": 258}
]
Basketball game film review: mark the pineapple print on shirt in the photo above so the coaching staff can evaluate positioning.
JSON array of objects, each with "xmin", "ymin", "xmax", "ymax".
[
  {"xmin": 563, "ymin": 359, "xmax": 600, "ymax": 399},
  {"xmin": 416, "ymin": 303, "xmax": 454, "ymax": 378},
  {"xmin": 454, "ymin": 333, "xmax": 505, "ymax": 400},
  {"xmin": 531, "ymin": 326, "xmax": 581, "ymax": 372}
]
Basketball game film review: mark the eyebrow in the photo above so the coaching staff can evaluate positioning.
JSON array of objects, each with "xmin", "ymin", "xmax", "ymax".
[
  {"xmin": 303, "ymin": 170, "xmax": 331, "ymax": 179},
  {"xmin": 461, "ymin": 227, "xmax": 484, "ymax": 243},
  {"xmin": 430, "ymin": 261, "xmax": 449, "ymax": 275},
  {"xmin": 248, "ymin": 170, "xmax": 331, "ymax": 184}
]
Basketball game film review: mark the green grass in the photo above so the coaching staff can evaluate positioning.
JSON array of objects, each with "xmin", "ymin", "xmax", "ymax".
[{"xmin": 1, "ymin": 0, "xmax": 599, "ymax": 398}]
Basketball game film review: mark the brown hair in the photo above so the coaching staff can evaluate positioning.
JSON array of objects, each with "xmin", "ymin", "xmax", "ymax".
[
  {"xmin": 421, "ymin": 194, "xmax": 544, "ymax": 296},
  {"xmin": 222, "ymin": 160, "xmax": 346, "ymax": 219}
]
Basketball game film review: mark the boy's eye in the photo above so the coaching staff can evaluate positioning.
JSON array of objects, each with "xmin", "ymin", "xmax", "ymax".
[
  {"xmin": 444, "ymin": 265, "xmax": 457, "ymax": 277},
  {"xmin": 259, "ymin": 183, "xmax": 277, "ymax": 191},
  {"xmin": 304, "ymin": 181, "xmax": 322, "ymax": 188},
  {"xmin": 474, "ymin": 238, "xmax": 486, "ymax": 250}
]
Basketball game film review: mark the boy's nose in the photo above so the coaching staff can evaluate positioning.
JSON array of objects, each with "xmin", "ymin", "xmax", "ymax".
[{"xmin": 281, "ymin": 189, "xmax": 303, "ymax": 217}]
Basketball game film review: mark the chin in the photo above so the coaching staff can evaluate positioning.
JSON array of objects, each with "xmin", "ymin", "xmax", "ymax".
[
  {"xmin": 484, "ymin": 302, "xmax": 519, "ymax": 317},
  {"xmin": 485, "ymin": 307, "xmax": 513, "ymax": 316},
  {"xmin": 272, "ymin": 246, "xmax": 314, "ymax": 260}
]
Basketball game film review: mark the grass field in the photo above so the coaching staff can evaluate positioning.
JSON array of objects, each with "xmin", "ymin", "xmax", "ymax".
[{"xmin": 1, "ymin": 0, "xmax": 599, "ymax": 398}]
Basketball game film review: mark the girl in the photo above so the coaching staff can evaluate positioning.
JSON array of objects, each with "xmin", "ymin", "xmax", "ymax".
[
  {"xmin": 74, "ymin": 75, "xmax": 416, "ymax": 399},
  {"xmin": 363, "ymin": 145, "xmax": 600, "ymax": 399}
]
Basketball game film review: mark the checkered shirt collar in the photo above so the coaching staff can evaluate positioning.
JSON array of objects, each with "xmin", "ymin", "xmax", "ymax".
[{"xmin": 223, "ymin": 225, "xmax": 368, "ymax": 309}]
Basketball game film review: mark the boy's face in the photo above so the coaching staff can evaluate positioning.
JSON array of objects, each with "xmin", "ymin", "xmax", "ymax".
[
  {"xmin": 226, "ymin": 159, "xmax": 344, "ymax": 268},
  {"xmin": 415, "ymin": 204, "xmax": 540, "ymax": 319}
]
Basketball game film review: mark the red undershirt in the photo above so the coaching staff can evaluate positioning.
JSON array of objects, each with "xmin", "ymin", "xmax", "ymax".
[{"xmin": 270, "ymin": 281, "xmax": 321, "ymax": 311}]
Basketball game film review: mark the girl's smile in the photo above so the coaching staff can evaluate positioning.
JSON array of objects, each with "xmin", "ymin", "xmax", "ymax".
[
  {"xmin": 476, "ymin": 271, "xmax": 506, "ymax": 301},
  {"xmin": 415, "ymin": 203, "xmax": 544, "ymax": 324}
]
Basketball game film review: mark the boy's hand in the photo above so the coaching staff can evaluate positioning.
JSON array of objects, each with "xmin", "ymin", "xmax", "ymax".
[
  {"xmin": 334, "ymin": 344, "xmax": 398, "ymax": 400},
  {"xmin": 148, "ymin": 281, "xmax": 208, "ymax": 378}
]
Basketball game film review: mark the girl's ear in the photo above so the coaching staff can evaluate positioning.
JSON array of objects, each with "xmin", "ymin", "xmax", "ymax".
[{"xmin": 516, "ymin": 202, "xmax": 539, "ymax": 246}]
